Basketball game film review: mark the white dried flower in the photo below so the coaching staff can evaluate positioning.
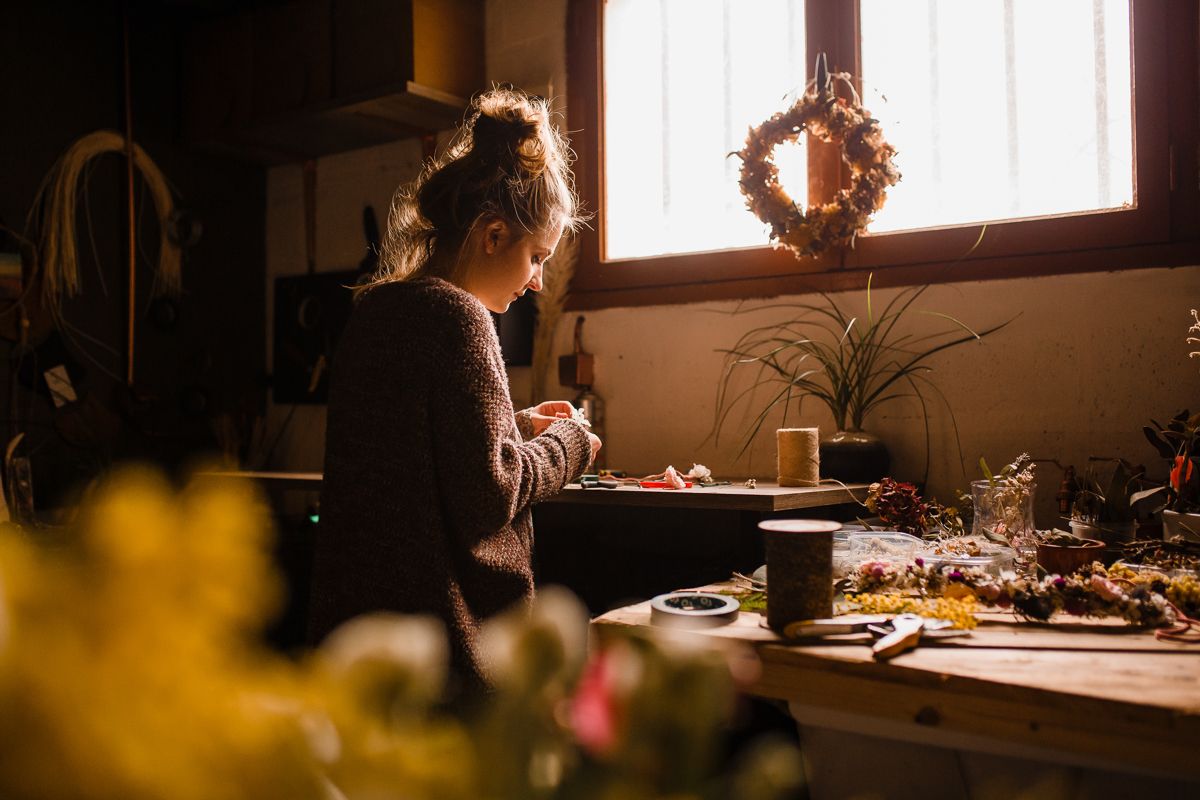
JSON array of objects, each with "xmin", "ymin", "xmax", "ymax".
[
  {"xmin": 1189, "ymin": 309, "xmax": 1200, "ymax": 365},
  {"xmin": 689, "ymin": 463, "xmax": 712, "ymax": 482},
  {"xmin": 663, "ymin": 465, "xmax": 687, "ymax": 489},
  {"xmin": 479, "ymin": 585, "xmax": 589, "ymax": 688},
  {"xmin": 320, "ymin": 612, "xmax": 448, "ymax": 704}
]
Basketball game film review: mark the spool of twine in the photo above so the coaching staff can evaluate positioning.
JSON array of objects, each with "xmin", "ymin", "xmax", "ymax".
[
  {"xmin": 759, "ymin": 519, "xmax": 840, "ymax": 632},
  {"xmin": 776, "ymin": 428, "xmax": 820, "ymax": 487}
]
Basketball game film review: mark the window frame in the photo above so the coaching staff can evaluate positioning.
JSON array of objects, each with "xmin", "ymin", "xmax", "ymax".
[{"xmin": 565, "ymin": 0, "xmax": 1198, "ymax": 309}]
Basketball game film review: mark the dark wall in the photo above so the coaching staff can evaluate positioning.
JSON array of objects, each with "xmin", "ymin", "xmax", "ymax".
[{"xmin": 0, "ymin": 1, "xmax": 266, "ymax": 509}]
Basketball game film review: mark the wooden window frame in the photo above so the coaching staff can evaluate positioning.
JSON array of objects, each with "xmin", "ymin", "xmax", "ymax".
[{"xmin": 565, "ymin": 0, "xmax": 1198, "ymax": 309}]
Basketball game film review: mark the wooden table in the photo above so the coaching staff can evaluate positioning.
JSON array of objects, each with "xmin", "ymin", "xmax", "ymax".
[
  {"xmin": 536, "ymin": 482, "xmax": 867, "ymax": 613},
  {"xmin": 207, "ymin": 473, "xmax": 867, "ymax": 511},
  {"xmin": 595, "ymin": 596, "xmax": 1200, "ymax": 788},
  {"xmin": 544, "ymin": 481, "xmax": 868, "ymax": 512}
]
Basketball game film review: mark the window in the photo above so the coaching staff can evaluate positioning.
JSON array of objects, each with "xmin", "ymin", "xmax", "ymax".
[
  {"xmin": 861, "ymin": 0, "xmax": 1132, "ymax": 233},
  {"xmin": 566, "ymin": 0, "xmax": 1197, "ymax": 308},
  {"xmin": 604, "ymin": 0, "xmax": 808, "ymax": 258}
]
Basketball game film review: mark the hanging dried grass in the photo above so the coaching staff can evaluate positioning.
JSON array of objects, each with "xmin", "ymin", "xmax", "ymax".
[
  {"xmin": 27, "ymin": 130, "xmax": 181, "ymax": 309},
  {"xmin": 530, "ymin": 234, "xmax": 579, "ymax": 404}
]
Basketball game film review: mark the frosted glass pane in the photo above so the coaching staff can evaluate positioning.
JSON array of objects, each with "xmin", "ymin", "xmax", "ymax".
[
  {"xmin": 604, "ymin": 0, "xmax": 806, "ymax": 259},
  {"xmin": 860, "ymin": 0, "xmax": 1133, "ymax": 234}
]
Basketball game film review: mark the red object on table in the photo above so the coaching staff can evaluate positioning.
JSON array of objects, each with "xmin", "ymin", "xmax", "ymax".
[{"xmin": 639, "ymin": 480, "xmax": 694, "ymax": 489}]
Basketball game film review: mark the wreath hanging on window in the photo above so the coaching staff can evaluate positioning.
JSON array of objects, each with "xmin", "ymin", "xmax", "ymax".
[{"xmin": 736, "ymin": 57, "xmax": 900, "ymax": 260}]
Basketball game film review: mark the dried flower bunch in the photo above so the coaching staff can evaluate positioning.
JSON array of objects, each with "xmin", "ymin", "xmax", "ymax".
[
  {"xmin": 1120, "ymin": 539, "xmax": 1200, "ymax": 573},
  {"xmin": 1188, "ymin": 308, "xmax": 1200, "ymax": 367},
  {"xmin": 865, "ymin": 478, "xmax": 929, "ymax": 535},
  {"xmin": 735, "ymin": 69, "xmax": 899, "ymax": 260},
  {"xmin": 975, "ymin": 454, "xmax": 1036, "ymax": 542},
  {"xmin": 840, "ymin": 558, "xmax": 1196, "ymax": 632},
  {"xmin": 864, "ymin": 478, "xmax": 967, "ymax": 538},
  {"xmin": 842, "ymin": 593, "xmax": 980, "ymax": 630}
]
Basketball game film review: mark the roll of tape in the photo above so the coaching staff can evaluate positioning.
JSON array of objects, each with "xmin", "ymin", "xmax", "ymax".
[{"xmin": 649, "ymin": 592, "xmax": 740, "ymax": 628}]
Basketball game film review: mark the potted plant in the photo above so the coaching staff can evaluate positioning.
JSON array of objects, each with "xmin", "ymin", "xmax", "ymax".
[
  {"xmin": 713, "ymin": 277, "xmax": 1011, "ymax": 482},
  {"xmin": 1141, "ymin": 409, "xmax": 1200, "ymax": 542},
  {"xmin": 1069, "ymin": 457, "xmax": 1143, "ymax": 545}
]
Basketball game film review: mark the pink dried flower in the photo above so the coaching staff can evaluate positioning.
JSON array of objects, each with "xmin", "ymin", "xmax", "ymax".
[
  {"xmin": 975, "ymin": 583, "xmax": 1001, "ymax": 602},
  {"xmin": 1090, "ymin": 574, "xmax": 1127, "ymax": 603},
  {"xmin": 570, "ymin": 649, "xmax": 622, "ymax": 758}
]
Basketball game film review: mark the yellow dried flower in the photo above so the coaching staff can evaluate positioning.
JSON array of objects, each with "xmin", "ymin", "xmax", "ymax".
[{"xmin": 843, "ymin": 593, "xmax": 979, "ymax": 630}]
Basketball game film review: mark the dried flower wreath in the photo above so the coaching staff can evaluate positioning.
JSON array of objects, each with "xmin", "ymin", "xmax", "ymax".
[{"xmin": 736, "ymin": 59, "xmax": 900, "ymax": 259}]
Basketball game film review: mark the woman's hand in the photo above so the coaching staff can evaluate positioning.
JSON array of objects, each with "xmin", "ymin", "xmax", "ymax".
[
  {"xmin": 527, "ymin": 400, "xmax": 579, "ymax": 437},
  {"xmin": 586, "ymin": 431, "xmax": 603, "ymax": 464}
]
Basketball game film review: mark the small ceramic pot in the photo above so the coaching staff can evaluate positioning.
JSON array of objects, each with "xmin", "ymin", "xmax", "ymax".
[{"xmin": 1037, "ymin": 537, "xmax": 1105, "ymax": 576}]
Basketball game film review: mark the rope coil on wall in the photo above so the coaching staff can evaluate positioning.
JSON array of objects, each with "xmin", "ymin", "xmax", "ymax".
[{"xmin": 26, "ymin": 129, "xmax": 181, "ymax": 309}]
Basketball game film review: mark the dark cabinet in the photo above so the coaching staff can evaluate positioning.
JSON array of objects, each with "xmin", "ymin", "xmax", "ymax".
[{"xmin": 183, "ymin": 0, "xmax": 483, "ymax": 163}]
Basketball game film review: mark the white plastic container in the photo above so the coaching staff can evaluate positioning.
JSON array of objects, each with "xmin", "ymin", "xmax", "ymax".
[{"xmin": 847, "ymin": 531, "xmax": 926, "ymax": 563}]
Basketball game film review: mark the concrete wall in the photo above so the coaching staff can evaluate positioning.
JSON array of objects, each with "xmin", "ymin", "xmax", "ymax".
[{"xmin": 264, "ymin": 0, "xmax": 1200, "ymax": 528}]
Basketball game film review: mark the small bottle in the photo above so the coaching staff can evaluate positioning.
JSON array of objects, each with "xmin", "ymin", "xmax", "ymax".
[
  {"xmin": 575, "ymin": 386, "xmax": 606, "ymax": 469},
  {"xmin": 1056, "ymin": 465, "xmax": 1077, "ymax": 515}
]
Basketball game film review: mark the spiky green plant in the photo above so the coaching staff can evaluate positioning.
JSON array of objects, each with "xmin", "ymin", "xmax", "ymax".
[{"xmin": 712, "ymin": 276, "xmax": 1012, "ymax": 474}]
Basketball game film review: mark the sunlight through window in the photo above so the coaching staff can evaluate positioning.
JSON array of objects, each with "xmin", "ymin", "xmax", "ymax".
[
  {"xmin": 601, "ymin": 0, "xmax": 1133, "ymax": 257},
  {"xmin": 604, "ymin": 0, "xmax": 807, "ymax": 260},
  {"xmin": 861, "ymin": 0, "xmax": 1133, "ymax": 233}
]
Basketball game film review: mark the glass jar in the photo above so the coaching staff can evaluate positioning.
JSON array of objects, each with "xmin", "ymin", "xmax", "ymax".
[{"xmin": 971, "ymin": 479, "xmax": 1037, "ymax": 573}]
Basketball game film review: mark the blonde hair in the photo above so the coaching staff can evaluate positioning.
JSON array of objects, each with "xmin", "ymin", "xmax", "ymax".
[{"xmin": 366, "ymin": 87, "xmax": 584, "ymax": 292}]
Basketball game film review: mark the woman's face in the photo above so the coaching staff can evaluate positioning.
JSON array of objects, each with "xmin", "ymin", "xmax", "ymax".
[{"xmin": 465, "ymin": 219, "xmax": 564, "ymax": 313}]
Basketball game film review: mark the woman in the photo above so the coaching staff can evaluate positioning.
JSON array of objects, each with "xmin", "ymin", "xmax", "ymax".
[{"xmin": 308, "ymin": 87, "xmax": 602, "ymax": 694}]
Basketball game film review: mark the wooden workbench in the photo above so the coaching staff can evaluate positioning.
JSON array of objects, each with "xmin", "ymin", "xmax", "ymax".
[
  {"xmin": 208, "ymin": 473, "xmax": 868, "ymax": 512},
  {"xmin": 595, "ymin": 596, "xmax": 1200, "ymax": 789}
]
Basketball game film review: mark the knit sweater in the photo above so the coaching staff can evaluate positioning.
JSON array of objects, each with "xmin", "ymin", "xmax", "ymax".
[{"xmin": 308, "ymin": 276, "xmax": 593, "ymax": 692}]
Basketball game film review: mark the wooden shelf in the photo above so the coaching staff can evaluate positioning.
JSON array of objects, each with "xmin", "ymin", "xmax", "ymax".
[{"xmin": 182, "ymin": 0, "xmax": 482, "ymax": 163}]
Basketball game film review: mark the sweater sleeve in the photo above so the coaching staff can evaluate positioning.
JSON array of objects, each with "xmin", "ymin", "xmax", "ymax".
[
  {"xmin": 427, "ymin": 294, "xmax": 593, "ymax": 538},
  {"xmin": 514, "ymin": 408, "xmax": 535, "ymax": 441}
]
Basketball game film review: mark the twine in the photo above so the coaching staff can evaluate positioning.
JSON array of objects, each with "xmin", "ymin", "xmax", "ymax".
[
  {"xmin": 777, "ymin": 427, "xmax": 820, "ymax": 487},
  {"xmin": 28, "ymin": 130, "xmax": 181, "ymax": 309}
]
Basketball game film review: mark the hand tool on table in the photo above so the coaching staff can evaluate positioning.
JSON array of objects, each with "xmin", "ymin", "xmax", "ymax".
[
  {"xmin": 578, "ymin": 474, "xmax": 619, "ymax": 488},
  {"xmin": 870, "ymin": 613, "xmax": 925, "ymax": 660}
]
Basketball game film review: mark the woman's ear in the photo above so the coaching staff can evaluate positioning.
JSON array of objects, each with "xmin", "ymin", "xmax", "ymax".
[{"xmin": 482, "ymin": 219, "xmax": 509, "ymax": 255}]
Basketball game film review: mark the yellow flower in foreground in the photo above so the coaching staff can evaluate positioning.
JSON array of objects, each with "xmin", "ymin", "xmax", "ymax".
[
  {"xmin": 0, "ymin": 468, "xmax": 319, "ymax": 800},
  {"xmin": 0, "ymin": 465, "xmax": 800, "ymax": 800}
]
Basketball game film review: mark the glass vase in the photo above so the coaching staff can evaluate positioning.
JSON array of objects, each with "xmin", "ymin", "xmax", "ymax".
[{"xmin": 970, "ymin": 479, "xmax": 1037, "ymax": 572}]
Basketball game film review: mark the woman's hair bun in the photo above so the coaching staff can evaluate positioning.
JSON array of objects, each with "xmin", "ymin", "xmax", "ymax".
[
  {"xmin": 367, "ymin": 85, "xmax": 583, "ymax": 289},
  {"xmin": 469, "ymin": 103, "xmax": 539, "ymax": 165}
]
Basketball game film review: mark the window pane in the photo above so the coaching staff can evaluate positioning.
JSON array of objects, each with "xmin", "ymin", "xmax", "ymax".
[
  {"xmin": 604, "ymin": 0, "xmax": 806, "ymax": 260},
  {"xmin": 860, "ymin": 0, "xmax": 1133, "ymax": 234}
]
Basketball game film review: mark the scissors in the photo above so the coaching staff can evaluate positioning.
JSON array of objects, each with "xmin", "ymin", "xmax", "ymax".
[{"xmin": 869, "ymin": 614, "xmax": 931, "ymax": 660}]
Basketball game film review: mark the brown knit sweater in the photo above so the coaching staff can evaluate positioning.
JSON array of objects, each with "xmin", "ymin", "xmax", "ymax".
[{"xmin": 308, "ymin": 276, "xmax": 592, "ymax": 692}]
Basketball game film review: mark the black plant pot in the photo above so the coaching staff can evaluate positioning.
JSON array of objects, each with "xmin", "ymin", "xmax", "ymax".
[{"xmin": 819, "ymin": 430, "xmax": 891, "ymax": 483}]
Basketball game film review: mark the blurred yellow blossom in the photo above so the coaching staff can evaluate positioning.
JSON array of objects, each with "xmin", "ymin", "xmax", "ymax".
[{"xmin": 0, "ymin": 465, "xmax": 801, "ymax": 800}]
